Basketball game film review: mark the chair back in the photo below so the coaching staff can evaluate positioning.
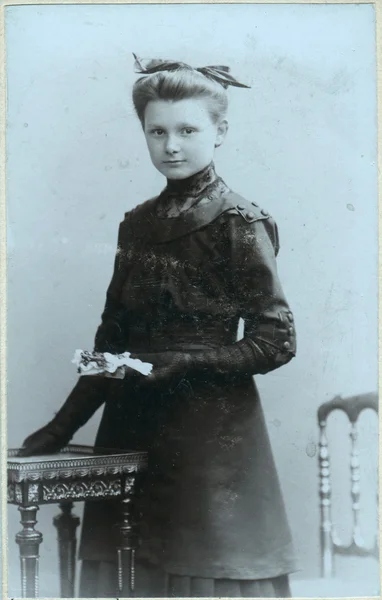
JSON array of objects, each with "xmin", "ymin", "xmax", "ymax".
[{"xmin": 318, "ymin": 392, "xmax": 378, "ymax": 577}]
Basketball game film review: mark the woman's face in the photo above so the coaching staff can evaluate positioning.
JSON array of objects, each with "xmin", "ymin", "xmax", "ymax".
[{"xmin": 143, "ymin": 98, "xmax": 228, "ymax": 180}]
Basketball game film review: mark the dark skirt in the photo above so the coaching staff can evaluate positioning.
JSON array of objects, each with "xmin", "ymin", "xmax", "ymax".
[
  {"xmin": 79, "ymin": 376, "xmax": 298, "ymax": 580},
  {"xmin": 79, "ymin": 559, "xmax": 292, "ymax": 598}
]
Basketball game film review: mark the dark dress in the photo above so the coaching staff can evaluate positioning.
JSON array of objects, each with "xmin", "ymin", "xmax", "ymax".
[{"xmin": 77, "ymin": 163, "xmax": 299, "ymax": 597}]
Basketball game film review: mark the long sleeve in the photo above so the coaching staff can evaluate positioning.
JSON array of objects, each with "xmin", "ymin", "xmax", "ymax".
[
  {"xmin": 230, "ymin": 213, "xmax": 295, "ymax": 371},
  {"xmin": 188, "ymin": 213, "xmax": 296, "ymax": 377},
  {"xmin": 93, "ymin": 217, "xmax": 130, "ymax": 353}
]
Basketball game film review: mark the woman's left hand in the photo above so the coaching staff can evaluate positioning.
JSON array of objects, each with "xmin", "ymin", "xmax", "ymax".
[
  {"xmin": 130, "ymin": 351, "xmax": 193, "ymax": 390},
  {"xmin": 104, "ymin": 366, "xmax": 128, "ymax": 379}
]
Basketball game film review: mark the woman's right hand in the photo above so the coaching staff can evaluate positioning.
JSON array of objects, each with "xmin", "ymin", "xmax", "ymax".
[{"xmin": 18, "ymin": 425, "xmax": 67, "ymax": 457}]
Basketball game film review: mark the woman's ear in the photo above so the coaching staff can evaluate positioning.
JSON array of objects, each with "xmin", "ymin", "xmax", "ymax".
[{"xmin": 215, "ymin": 119, "xmax": 228, "ymax": 148}]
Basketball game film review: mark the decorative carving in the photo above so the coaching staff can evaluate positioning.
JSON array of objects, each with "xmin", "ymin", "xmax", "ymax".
[
  {"xmin": 131, "ymin": 549, "xmax": 136, "ymax": 592},
  {"xmin": 318, "ymin": 392, "xmax": 378, "ymax": 424},
  {"xmin": 332, "ymin": 421, "xmax": 378, "ymax": 558},
  {"xmin": 42, "ymin": 479, "xmax": 122, "ymax": 501},
  {"xmin": 8, "ymin": 484, "xmax": 15, "ymax": 503},
  {"xmin": 117, "ymin": 549, "xmax": 123, "ymax": 595},
  {"xmin": 318, "ymin": 419, "xmax": 333, "ymax": 577},
  {"xmin": 10, "ymin": 464, "xmax": 140, "ymax": 483},
  {"xmin": 15, "ymin": 483, "xmax": 23, "ymax": 504},
  {"xmin": 8, "ymin": 483, "xmax": 25, "ymax": 505},
  {"xmin": 15, "ymin": 506, "xmax": 43, "ymax": 597},
  {"xmin": 8, "ymin": 446, "xmax": 147, "ymax": 483},
  {"xmin": 124, "ymin": 476, "xmax": 135, "ymax": 495},
  {"xmin": 28, "ymin": 484, "xmax": 40, "ymax": 503},
  {"xmin": 116, "ymin": 495, "xmax": 138, "ymax": 596},
  {"xmin": 8, "ymin": 445, "xmax": 147, "ymax": 597},
  {"xmin": 318, "ymin": 394, "xmax": 379, "ymax": 578},
  {"xmin": 350, "ymin": 423, "xmax": 362, "ymax": 546}
]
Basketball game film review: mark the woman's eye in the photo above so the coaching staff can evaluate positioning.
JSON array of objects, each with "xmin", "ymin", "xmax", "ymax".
[
  {"xmin": 151, "ymin": 129, "xmax": 164, "ymax": 136},
  {"xmin": 182, "ymin": 128, "xmax": 195, "ymax": 135}
]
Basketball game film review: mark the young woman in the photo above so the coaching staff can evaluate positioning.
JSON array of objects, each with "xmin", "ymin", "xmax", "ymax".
[{"xmin": 20, "ymin": 56, "xmax": 299, "ymax": 597}]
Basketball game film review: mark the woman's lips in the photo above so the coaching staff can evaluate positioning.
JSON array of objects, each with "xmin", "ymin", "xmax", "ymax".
[{"xmin": 163, "ymin": 160, "xmax": 186, "ymax": 164}]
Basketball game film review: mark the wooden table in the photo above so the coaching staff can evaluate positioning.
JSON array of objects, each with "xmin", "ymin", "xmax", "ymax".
[{"xmin": 7, "ymin": 445, "xmax": 148, "ymax": 598}]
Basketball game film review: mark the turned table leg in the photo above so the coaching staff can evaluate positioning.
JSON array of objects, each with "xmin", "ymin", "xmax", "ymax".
[
  {"xmin": 53, "ymin": 501, "xmax": 80, "ymax": 598},
  {"xmin": 15, "ymin": 505, "xmax": 43, "ymax": 598},
  {"xmin": 115, "ymin": 476, "xmax": 139, "ymax": 597}
]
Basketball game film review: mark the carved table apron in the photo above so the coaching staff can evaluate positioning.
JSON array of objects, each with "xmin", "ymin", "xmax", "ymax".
[{"xmin": 7, "ymin": 445, "xmax": 148, "ymax": 598}]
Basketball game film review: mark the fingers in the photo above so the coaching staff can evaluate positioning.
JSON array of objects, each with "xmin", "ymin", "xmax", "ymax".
[
  {"xmin": 19, "ymin": 442, "xmax": 61, "ymax": 457},
  {"xmin": 145, "ymin": 365, "xmax": 173, "ymax": 386},
  {"xmin": 20, "ymin": 433, "xmax": 40, "ymax": 449},
  {"xmin": 18, "ymin": 432, "xmax": 64, "ymax": 456},
  {"xmin": 18, "ymin": 443, "xmax": 45, "ymax": 457}
]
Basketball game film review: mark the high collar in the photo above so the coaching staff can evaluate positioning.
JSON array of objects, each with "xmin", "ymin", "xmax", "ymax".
[{"xmin": 164, "ymin": 162, "xmax": 218, "ymax": 198}]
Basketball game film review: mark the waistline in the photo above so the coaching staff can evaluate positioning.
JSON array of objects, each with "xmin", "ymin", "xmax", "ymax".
[{"xmin": 127, "ymin": 320, "xmax": 238, "ymax": 353}]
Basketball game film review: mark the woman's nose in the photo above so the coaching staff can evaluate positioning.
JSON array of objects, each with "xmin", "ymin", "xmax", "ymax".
[{"xmin": 165, "ymin": 135, "xmax": 180, "ymax": 154}]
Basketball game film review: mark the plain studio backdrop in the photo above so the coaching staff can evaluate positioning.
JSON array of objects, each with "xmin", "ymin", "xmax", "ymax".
[{"xmin": 5, "ymin": 3, "xmax": 378, "ymax": 597}]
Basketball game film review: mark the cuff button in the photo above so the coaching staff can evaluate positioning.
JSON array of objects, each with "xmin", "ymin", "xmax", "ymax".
[
  {"xmin": 246, "ymin": 211, "xmax": 255, "ymax": 220},
  {"xmin": 237, "ymin": 204, "xmax": 245, "ymax": 211},
  {"xmin": 283, "ymin": 341, "xmax": 291, "ymax": 350},
  {"xmin": 287, "ymin": 312, "xmax": 294, "ymax": 322},
  {"xmin": 288, "ymin": 327, "xmax": 294, "ymax": 335}
]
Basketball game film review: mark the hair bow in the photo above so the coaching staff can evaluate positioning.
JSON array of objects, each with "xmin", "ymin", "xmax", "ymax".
[{"xmin": 133, "ymin": 53, "xmax": 250, "ymax": 89}]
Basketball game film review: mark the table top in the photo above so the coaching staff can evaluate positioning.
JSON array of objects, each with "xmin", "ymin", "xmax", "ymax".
[{"xmin": 8, "ymin": 445, "xmax": 148, "ymax": 483}]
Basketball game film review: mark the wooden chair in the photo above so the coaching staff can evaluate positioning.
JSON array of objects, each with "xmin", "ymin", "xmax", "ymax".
[{"xmin": 317, "ymin": 392, "xmax": 378, "ymax": 579}]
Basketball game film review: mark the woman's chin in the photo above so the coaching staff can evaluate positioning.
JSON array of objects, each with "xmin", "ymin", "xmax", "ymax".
[
  {"xmin": 156, "ymin": 164, "xmax": 188, "ymax": 179},
  {"xmin": 156, "ymin": 163, "xmax": 209, "ymax": 181}
]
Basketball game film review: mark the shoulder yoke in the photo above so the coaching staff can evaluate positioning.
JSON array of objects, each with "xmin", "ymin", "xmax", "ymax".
[
  {"xmin": 121, "ymin": 190, "xmax": 273, "ymax": 244},
  {"xmin": 223, "ymin": 192, "xmax": 272, "ymax": 224},
  {"xmin": 124, "ymin": 195, "xmax": 158, "ymax": 221}
]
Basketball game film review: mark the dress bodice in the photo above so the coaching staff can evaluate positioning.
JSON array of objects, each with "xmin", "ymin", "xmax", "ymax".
[{"xmin": 94, "ymin": 167, "xmax": 294, "ymax": 362}]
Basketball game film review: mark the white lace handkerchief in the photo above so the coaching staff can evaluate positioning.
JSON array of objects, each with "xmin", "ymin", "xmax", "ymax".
[{"xmin": 72, "ymin": 350, "xmax": 153, "ymax": 377}]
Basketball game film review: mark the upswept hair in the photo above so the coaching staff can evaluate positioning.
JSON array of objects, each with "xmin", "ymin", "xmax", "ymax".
[{"xmin": 132, "ymin": 67, "xmax": 228, "ymax": 125}]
